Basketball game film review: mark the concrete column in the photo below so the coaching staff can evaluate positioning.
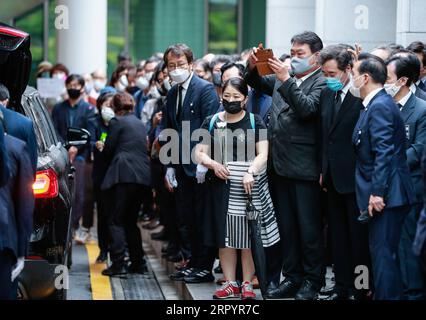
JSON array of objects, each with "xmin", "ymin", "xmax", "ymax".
[
  {"xmin": 56, "ymin": 0, "xmax": 107, "ymax": 74},
  {"xmin": 265, "ymin": 0, "xmax": 316, "ymax": 56},
  {"xmin": 396, "ymin": 0, "xmax": 426, "ymax": 45},
  {"xmin": 315, "ymin": 0, "xmax": 397, "ymax": 51}
]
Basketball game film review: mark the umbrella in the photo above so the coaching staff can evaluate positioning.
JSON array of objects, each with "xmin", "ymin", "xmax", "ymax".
[{"xmin": 246, "ymin": 195, "xmax": 268, "ymax": 298}]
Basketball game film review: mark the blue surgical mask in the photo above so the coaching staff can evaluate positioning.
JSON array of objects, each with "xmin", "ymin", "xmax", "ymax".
[
  {"xmin": 291, "ymin": 55, "xmax": 314, "ymax": 75},
  {"xmin": 326, "ymin": 74, "xmax": 344, "ymax": 92}
]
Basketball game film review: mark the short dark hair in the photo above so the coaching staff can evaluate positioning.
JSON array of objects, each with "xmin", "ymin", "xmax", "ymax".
[
  {"xmin": 357, "ymin": 53, "xmax": 387, "ymax": 85},
  {"xmin": 194, "ymin": 59, "xmax": 211, "ymax": 73},
  {"xmin": 386, "ymin": 55, "xmax": 420, "ymax": 87},
  {"xmin": 0, "ymin": 83, "xmax": 10, "ymax": 101},
  {"xmin": 118, "ymin": 51, "xmax": 131, "ymax": 63},
  {"xmin": 210, "ymin": 55, "xmax": 233, "ymax": 70},
  {"xmin": 222, "ymin": 77, "xmax": 249, "ymax": 97},
  {"xmin": 291, "ymin": 31, "xmax": 323, "ymax": 53},
  {"xmin": 112, "ymin": 92, "xmax": 135, "ymax": 113},
  {"xmin": 50, "ymin": 63, "xmax": 69, "ymax": 77},
  {"xmin": 96, "ymin": 92, "xmax": 115, "ymax": 112},
  {"xmin": 65, "ymin": 74, "xmax": 85, "ymax": 88},
  {"xmin": 407, "ymin": 41, "xmax": 426, "ymax": 65},
  {"xmin": 318, "ymin": 44, "xmax": 354, "ymax": 70},
  {"xmin": 279, "ymin": 53, "xmax": 291, "ymax": 62},
  {"xmin": 220, "ymin": 62, "xmax": 244, "ymax": 80},
  {"xmin": 152, "ymin": 61, "xmax": 167, "ymax": 85},
  {"xmin": 164, "ymin": 44, "xmax": 194, "ymax": 65}
]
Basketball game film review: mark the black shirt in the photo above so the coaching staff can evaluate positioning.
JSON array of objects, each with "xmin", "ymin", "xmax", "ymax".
[{"xmin": 201, "ymin": 112, "xmax": 267, "ymax": 163}]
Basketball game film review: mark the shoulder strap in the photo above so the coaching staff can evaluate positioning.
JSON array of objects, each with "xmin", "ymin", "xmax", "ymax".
[
  {"xmin": 249, "ymin": 112, "xmax": 255, "ymax": 130},
  {"xmin": 209, "ymin": 113, "xmax": 220, "ymax": 133}
]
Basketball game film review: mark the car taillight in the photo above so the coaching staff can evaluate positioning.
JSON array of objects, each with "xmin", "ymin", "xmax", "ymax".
[{"xmin": 33, "ymin": 169, "xmax": 59, "ymax": 199}]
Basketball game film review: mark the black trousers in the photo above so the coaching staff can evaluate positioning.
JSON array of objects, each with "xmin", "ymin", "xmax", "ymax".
[
  {"xmin": 175, "ymin": 166, "xmax": 216, "ymax": 270},
  {"xmin": 0, "ymin": 250, "xmax": 14, "ymax": 300},
  {"xmin": 369, "ymin": 206, "xmax": 408, "ymax": 300},
  {"xmin": 325, "ymin": 179, "xmax": 370, "ymax": 296},
  {"xmin": 269, "ymin": 172, "xmax": 325, "ymax": 288},
  {"xmin": 94, "ymin": 185, "xmax": 109, "ymax": 253},
  {"xmin": 107, "ymin": 183, "xmax": 149, "ymax": 267},
  {"xmin": 399, "ymin": 202, "xmax": 426, "ymax": 300},
  {"xmin": 82, "ymin": 162, "xmax": 95, "ymax": 229}
]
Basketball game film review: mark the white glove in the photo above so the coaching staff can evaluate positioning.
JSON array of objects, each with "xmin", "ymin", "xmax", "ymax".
[
  {"xmin": 196, "ymin": 164, "xmax": 208, "ymax": 184},
  {"xmin": 11, "ymin": 257, "xmax": 25, "ymax": 282},
  {"xmin": 165, "ymin": 168, "xmax": 178, "ymax": 188}
]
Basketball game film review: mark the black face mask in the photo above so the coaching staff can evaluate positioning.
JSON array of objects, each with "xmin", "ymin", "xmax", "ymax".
[
  {"xmin": 212, "ymin": 72, "xmax": 222, "ymax": 87},
  {"xmin": 67, "ymin": 88, "xmax": 82, "ymax": 99},
  {"xmin": 223, "ymin": 99, "xmax": 243, "ymax": 114}
]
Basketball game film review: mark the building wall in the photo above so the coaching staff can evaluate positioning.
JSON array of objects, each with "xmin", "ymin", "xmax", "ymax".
[
  {"xmin": 266, "ymin": 0, "xmax": 316, "ymax": 56},
  {"xmin": 316, "ymin": 0, "xmax": 397, "ymax": 51},
  {"xmin": 397, "ymin": 0, "xmax": 426, "ymax": 45}
]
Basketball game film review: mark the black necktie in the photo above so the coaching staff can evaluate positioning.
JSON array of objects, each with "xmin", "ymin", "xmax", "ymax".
[
  {"xmin": 333, "ymin": 91, "xmax": 343, "ymax": 122},
  {"xmin": 419, "ymin": 81, "xmax": 426, "ymax": 92},
  {"xmin": 177, "ymin": 85, "xmax": 183, "ymax": 121},
  {"xmin": 398, "ymin": 103, "xmax": 403, "ymax": 111}
]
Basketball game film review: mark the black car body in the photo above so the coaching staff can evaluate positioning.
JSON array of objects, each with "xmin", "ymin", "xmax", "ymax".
[{"xmin": 0, "ymin": 23, "xmax": 81, "ymax": 300}]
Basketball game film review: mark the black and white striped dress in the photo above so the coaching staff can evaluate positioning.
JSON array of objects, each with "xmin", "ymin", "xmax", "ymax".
[{"xmin": 225, "ymin": 161, "xmax": 280, "ymax": 249}]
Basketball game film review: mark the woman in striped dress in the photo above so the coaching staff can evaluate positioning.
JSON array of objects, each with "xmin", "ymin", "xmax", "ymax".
[{"xmin": 195, "ymin": 78, "xmax": 280, "ymax": 300}]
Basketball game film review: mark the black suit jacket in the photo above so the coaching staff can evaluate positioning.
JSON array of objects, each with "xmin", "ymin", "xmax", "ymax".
[
  {"xmin": 320, "ymin": 88, "xmax": 362, "ymax": 194},
  {"xmin": 245, "ymin": 67, "xmax": 327, "ymax": 181},
  {"xmin": 401, "ymin": 93, "xmax": 426, "ymax": 202},
  {"xmin": 160, "ymin": 74, "xmax": 219, "ymax": 177},
  {"xmin": 0, "ymin": 135, "xmax": 34, "ymax": 259},
  {"xmin": 415, "ymin": 85, "xmax": 426, "ymax": 101},
  {"xmin": 352, "ymin": 90, "xmax": 415, "ymax": 211},
  {"xmin": 101, "ymin": 114, "xmax": 151, "ymax": 190},
  {"xmin": 0, "ymin": 113, "xmax": 9, "ymax": 187},
  {"xmin": 52, "ymin": 99, "xmax": 96, "ymax": 157}
]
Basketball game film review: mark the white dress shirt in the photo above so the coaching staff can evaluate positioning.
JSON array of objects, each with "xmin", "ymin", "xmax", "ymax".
[
  {"xmin": 295, "ymin": 67, "xmax": 321, "ymax": 87},
  {"xmin": 397, "ymin": 91, "xmax": 412, "ymax": 111},
  {"xmin": 176, "ymin": 72, "xmax": 194, "ymax": 114},
  {"xmin": 362, "ymin": 87, "xmax": 383, "ymax": 109}
]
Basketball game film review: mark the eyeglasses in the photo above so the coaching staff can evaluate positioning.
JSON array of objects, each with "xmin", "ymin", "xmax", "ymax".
[{"xmin": 167, "ymin": 63, "xmax": 189, "ymax": 71}]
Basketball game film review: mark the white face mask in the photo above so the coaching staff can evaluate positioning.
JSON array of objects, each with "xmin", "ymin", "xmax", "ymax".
[
  {"xmin": 53, "ymin": 72, "xmax": 66, "ymax": 80},
  {"xmin": 163, "ymin": 77, "xmax": 172, "ymax": 91},
  {"xmin": 384, "ymin": 81, "xmax": 402, "ymax": 98},
  {"xmin": 116, "ymin": 74, "xmax": 129, "ymax": 92},
  {"xmin": 94, "ymin": 79, "xmax": 106, "ymax": 92},
  {"xmin": 101, "ymin": 106, "xmax": 115, "ymax": 123},
  {"xmin": 136, "ymin": 76, "xmax": 149, "ymax": 90},
  {"xmin": 169, "ymin": 68, "xmax": 190, "ymax": 84},
  {"xmin": 349, "ymin": 75, "xmax": 364, "ymax": 99}
]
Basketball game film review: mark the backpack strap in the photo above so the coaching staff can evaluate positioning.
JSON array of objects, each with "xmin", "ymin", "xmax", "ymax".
[
  {"xmin": 209, "ymin": 113, "xmax": 221, "ymax": 133},
  {"xmin": 249, "ymin": 112, "xmax": 255, "ymax": 130},
  {"xmin": 209, "ymin": 112, "xmax": 255, "ymax": 132}
]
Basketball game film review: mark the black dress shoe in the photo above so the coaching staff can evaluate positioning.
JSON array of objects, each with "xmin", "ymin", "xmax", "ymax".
[
  {"xmin": 295, "ymin": 280, "xmax": 320, "ymax": 300},
  {"xmin": 102, "ymin": 263, "xmax": 128, "ymax": 277},
  {"xmin": 320, "ymin": 292, "xmax": 348, "ymax": 300},
  {"xmin": 214, "ymin": 265, "xmax": 223, "ymax": 274},
  {"xmin": 169, "ymin": 268, "xmax": 194, "ymax": 281},
  {"xmin": 161, "ymin": 243, "xmax": 168, "ymax": 253},
  {"xmin": 184, "ymin": 269, "xmax": 215, "ymax": 284},
  {"xmin": 96, "ymin": 251, "xmax": 108, "ymax": 264},
  {"xmin": 128, "ymin": 263, "xmax": 149, "ymax": 274},
  {"xmin": 142, "ymin": 219, "xmax": 161, "ymax": 230},
  {"xmin": 167, "ymin": 252, "xmax": 183, "ymax": 263},
  {"xmin": 264, "ymin": 280, "xmax": 301, "ymax": 299},
  {"xmin": 320, "ymin": 285, "xmax": 335, "ymax": 296},
  {"xmin": 151, "ymin": 229, "xmax": 167, "ymax": 241}
]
